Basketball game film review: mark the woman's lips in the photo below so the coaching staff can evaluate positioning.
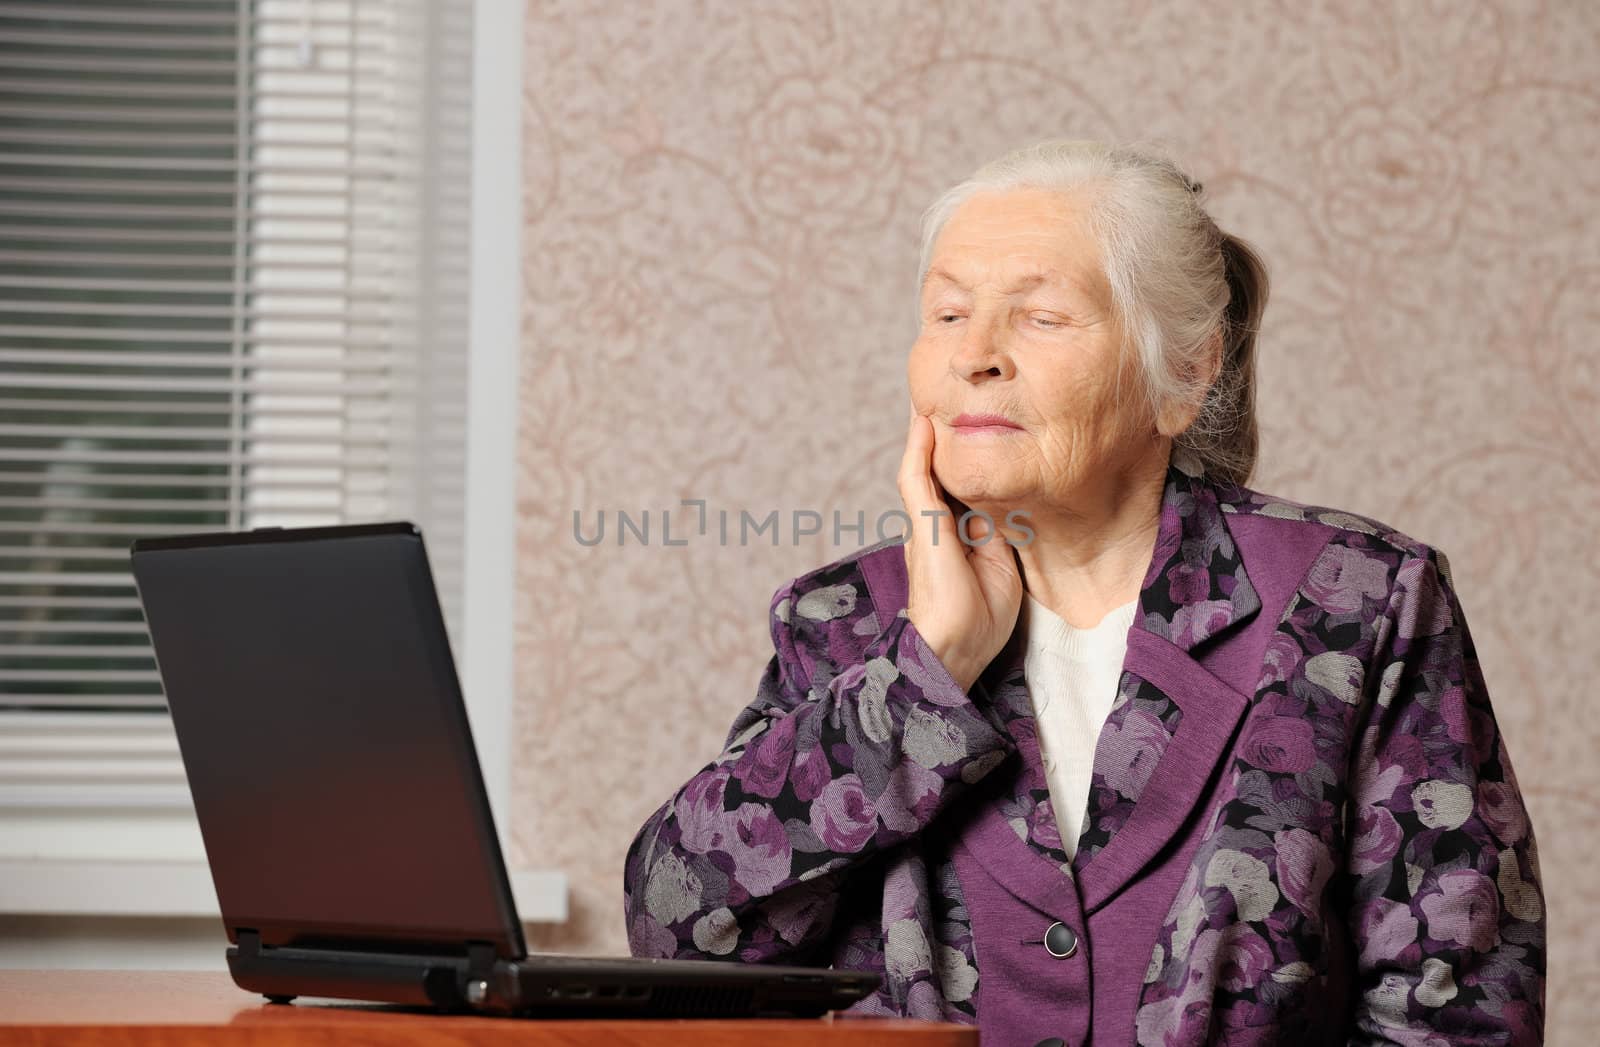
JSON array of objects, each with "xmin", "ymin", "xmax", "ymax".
[{"xmin": 950, "ymin": 413, "xmax": 1023, "ymax": 435}]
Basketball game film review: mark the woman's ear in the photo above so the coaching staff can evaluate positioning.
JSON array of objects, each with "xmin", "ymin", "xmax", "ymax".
[
  {"xmin": 1155, "ymin": 331, "xmax": 1224, "ymax": 437},
  {"xmin": 1155, "ymin": 396, "xmax": 1202, "ymax": 438}
]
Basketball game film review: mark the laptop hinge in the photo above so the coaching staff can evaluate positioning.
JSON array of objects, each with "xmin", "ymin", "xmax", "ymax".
[
  {"xmin": 466, "ymin": 941, "xmax": 496, "ymax": 980},
  {"xmin": 236, "ymin": 928, "xmax": 262, "ymax": 958}
]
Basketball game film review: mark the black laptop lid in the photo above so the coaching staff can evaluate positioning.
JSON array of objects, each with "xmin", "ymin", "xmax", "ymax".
[{"xmin": 130, "ymin": 522, "xmax": 524, "ymax": 959}]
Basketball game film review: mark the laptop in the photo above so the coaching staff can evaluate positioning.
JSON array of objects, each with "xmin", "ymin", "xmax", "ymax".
[{"xmin": 128, "ymin": 521, "xmax": 878, "ymax": 1018}]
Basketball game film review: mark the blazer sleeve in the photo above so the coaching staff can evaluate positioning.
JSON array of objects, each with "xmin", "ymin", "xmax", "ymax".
[
  {"xmin": 621, "ymin": 571, "xmax": 1013, "ymax": 964},
  {"xmin": 1345, "ymin": 547, "xmax": 1546, "ymax": 1045}
]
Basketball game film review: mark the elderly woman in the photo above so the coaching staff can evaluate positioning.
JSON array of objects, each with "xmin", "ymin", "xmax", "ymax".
[{"xmin": 622, "ymin": 140, "xmax": 1546, "ymax": 1046}]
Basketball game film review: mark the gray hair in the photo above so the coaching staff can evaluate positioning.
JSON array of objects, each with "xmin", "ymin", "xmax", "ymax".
[{"xmin": 915, "ymin": 138, "xmax": 1270, "ymax": 487}]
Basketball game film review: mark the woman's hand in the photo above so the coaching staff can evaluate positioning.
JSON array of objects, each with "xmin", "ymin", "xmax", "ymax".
[{"xmin": 897, "ymin": 413, "xmax": 1023, "ymax": 693}]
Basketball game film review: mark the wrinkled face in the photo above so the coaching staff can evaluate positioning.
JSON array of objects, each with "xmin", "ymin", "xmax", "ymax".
[{"xmin": 908, "ymin": 187, "xmax": 1157, "ymax": 513}]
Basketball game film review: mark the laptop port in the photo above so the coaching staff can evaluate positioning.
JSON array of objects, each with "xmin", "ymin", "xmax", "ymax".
[{"xmin": 559, "ymin": 984, "xmax": 594, "ymax": 1000}]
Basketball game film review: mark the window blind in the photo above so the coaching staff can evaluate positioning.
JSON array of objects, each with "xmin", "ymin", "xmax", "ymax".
[{"xmin": 0, "ymin": 0, "xmax": 470, "ymax": 728}]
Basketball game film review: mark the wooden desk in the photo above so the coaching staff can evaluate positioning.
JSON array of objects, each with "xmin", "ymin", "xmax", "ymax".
[{"xmin": 0, "ymin": 970, "xmax": 978, "ymax": 1045}]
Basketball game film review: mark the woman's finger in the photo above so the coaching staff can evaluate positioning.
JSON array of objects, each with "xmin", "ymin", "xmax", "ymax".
[
  {"xmin": 897, "ymin": 415, "xmax": 960, "ymax": 553},
  {"xmin": 961, "ymin": 509, "xmax": 993, "ymax": 547},
  {"xmin": 896, "ymin": 414, "xmax": 939, "ymax": 518}
]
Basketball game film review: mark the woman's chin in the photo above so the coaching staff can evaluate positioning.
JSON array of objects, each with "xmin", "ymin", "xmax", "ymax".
[{"xmin": 937, "ymin": 475, "xmax": 1029, "ymax": 516}]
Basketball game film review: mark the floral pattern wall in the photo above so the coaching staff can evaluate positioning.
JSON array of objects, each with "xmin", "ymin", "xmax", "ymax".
[{"xmin": 513, "ymin": 2, "xmax": 1598, "ymax": 1039}]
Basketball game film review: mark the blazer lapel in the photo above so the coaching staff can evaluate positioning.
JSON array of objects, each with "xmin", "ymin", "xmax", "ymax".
[
  {"xmin": 1070, "ymin": 631, "xmax": 1250, "ymax": 913},
  {"xmin": 1070, "ymin": 450, "xmax": 1261, "ymax": 912}
]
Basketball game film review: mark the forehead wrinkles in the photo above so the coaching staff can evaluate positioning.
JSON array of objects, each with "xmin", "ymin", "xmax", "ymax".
[
  {"xmin": 924, "ymin": 262, "xmax": 1076, "ymax": 296},
  {"xmin": 922, "ymin": 256, "xmax": 1105, "ymax": 308},
  {"xmin": 925, "ymin": 206, "xmax": 1106, "ymax": 303}
]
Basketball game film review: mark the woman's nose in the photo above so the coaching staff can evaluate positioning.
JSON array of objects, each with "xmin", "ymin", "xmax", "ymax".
[{"xmin": 950, "ymin": 319, "xmax": 1014, "ymax": 382}]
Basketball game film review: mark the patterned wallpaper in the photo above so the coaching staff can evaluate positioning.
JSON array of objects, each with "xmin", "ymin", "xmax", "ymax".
[{"xmin": 512, "ymin": 1, "xmax": 1598, "ymax": 1037}]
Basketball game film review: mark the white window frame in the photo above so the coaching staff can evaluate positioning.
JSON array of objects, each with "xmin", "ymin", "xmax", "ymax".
[{"xmin": 0, "ymin": 0, "xmax": 563, "ymax": 926}]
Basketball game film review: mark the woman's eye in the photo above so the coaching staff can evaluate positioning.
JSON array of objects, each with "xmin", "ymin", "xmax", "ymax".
[
  {"xmin": 935, "ymin": 313, "xmax": 963, "ymax": 324},
  {"xmin": 1032, "ymin": 316, "xmax": 1065, "ymax": 328}
]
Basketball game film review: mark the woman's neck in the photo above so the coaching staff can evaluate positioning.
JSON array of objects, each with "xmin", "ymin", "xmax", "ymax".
[{"xmin": 1008, "ymin": 443, "xmax": 1169, "ymax": 630}]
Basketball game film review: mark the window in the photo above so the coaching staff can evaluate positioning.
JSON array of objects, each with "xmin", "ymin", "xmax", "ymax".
[{"xmin": 0, "ymin": 1, "xmax": 472, "ymax": 807}]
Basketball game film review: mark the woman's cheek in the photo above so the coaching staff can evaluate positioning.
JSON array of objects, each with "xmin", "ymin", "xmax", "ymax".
[
  {"xmin": 905, "ymin": 353, "xmax": 935, "ymax": 406},
  {"xmin": 908, "ymin": 331, "xmax": 952, "ymax": 381}
]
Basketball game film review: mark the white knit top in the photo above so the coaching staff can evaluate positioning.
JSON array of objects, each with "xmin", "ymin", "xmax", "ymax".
[{"xmin": 1020, "ymin": 590, "xmax": 1139, "ymax": 861}]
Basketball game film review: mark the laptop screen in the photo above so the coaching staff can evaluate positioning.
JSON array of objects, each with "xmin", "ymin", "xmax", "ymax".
[{"xmin": 131, "ymin": 524, "xmax": 524, "ymax": 958}]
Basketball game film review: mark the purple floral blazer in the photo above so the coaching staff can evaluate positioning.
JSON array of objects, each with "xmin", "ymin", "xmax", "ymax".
[{"xmin": 623, "ymin": 451, "xmax": 1546, "ymax": 1046}]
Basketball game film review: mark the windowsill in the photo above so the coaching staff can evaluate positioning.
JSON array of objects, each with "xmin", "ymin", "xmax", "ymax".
[{"xmin": 0, "ymin": 858, "xmax": 567, "ymax": 924}]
